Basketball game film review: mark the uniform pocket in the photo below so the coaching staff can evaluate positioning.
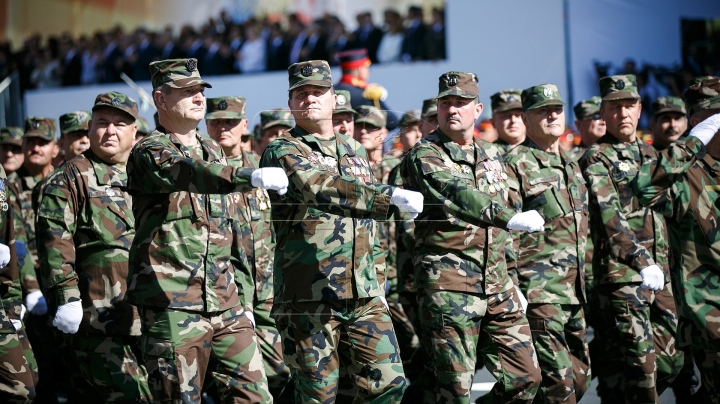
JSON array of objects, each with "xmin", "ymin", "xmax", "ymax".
[{"xmin": 140, "ymin": 335, "xmax": 180, "ymax": 402}]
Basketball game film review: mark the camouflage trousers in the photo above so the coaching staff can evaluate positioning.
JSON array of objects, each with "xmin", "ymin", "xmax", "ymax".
[
  {"xmin": 595, "ymin": 283, "xmax": 683, "ymax": 404},
  {"xmin": 525, "ymin": 303, "xmax": 591, "ymax": 404},
  {"xmin": 0, "ymin": 330, "xmax": 36, "ymax": 404},
  {"xmin": 273, "ymin": 296, "xmax": 407, "ymax": 404},
  {"xmin": 138, "ymin": 306, "xmax": 271, "ymax": 404},
  {"xmin": 57, "ymin": 332, "xmax": 152, "ymax": 403},
  {"xmin": 254, "ymin": 299, "xmax": 291, "ymax": 399},
  {"xmin": 418, "ymin": 287, "xmax": 541, "ymax": 404},
  {"xmin": 690, "ymin": 346, "xmax": 720, "ymax": 404}
]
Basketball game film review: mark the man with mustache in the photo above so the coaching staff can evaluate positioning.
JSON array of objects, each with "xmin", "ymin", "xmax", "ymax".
[
  {"xmin": 580, "ymin": 74, "xmax": 683, "ymax": 402},
  {"xmin": 651, "ymin": 96, "xmax": 688, "ymax": 150},
  {"xmin": 490, "ymin": 89, "xmax": 526, "ymax": 154}
]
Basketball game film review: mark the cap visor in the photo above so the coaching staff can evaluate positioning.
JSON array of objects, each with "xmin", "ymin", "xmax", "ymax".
[
  {"xmin": 333, "ymin": 107, "xmax": 357, "ymax": 115},
  {"xmin": 205, "ymin": 112, "xmax": 245, "ymax": 120},
  {"xmin": 525, "ymin": 100, "xmax": 565, "ymax": 110},
  {"xmin": 61, "ymin": 127, "xmax": 89, "ymax": 136},
  {"xmin": 167, "ymin": 79, "xmax": 212, "ymax": 89},
  {"xmin": 0, "ymin": 140, "xmax": 22, "ymax": 147},
  {"xmin": 262, "ymin": 121, "xmax": 293, "ymax": 131},
  {"xmin": 602, "ymin": 91, "xmax": 640, "ymax": 101},
  {"xmin": 653, "ymin": 108, "xmax": 686, "ymax": 116},
  {"xmin": 23, "ymin": 131, "xmax": 54, "ymax": 140},
  {"xmin": 354, "ymin": 118, "xmax": 384, "ymax": 128},
  {"xmin": 437, "ymin": 89, "xmax": 476, "ymax": 99},
  {"xmin": 494, "ymin": 103, "xmax": 523, "ymax": 113},
  {"xmin": 422, "ymin": 111, "xmax": 438, "ymax": 118},
  {"xmin": 92, "ymin": 103, "xmax": 138, "ymax": 120},
  {"xmin": 288, "ymin": 81, "xmax": 333, "ymax": 91}
]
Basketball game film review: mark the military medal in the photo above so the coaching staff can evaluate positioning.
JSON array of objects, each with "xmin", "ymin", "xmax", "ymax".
[
  {"xmin": 489, "ymin": 185, "xmax": 496, "ymax": 194},
  {"xmin": 0, "ymin": 203, "xmax": 7, "ymax": 212},
  {"xmin": 618, "ymin": 162, "xmax": 630, "ymax": 172},
  {"xmin": 106, "ymin": 187, "xmax": 116, "ymax": 197}
]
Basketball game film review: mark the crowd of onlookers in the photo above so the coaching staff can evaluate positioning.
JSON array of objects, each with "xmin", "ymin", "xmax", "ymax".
[{"xmin": 0, "ymin": 6, "xmax": 446, "ymax": 92}]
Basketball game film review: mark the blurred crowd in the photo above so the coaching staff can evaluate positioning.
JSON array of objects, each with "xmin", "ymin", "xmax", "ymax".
[{"xmin": 0, "ymin": 5, "xmax": 446, "ymax": 92}]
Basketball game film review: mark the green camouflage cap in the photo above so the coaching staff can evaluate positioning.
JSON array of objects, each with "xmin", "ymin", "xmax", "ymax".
[
  {"xmin": 684, "ymin": 77, "xmax": 720, "ymax": 117},
  {"xmin": 149, "ymin": 58, "xmax": 212, "ymax": 89},
  {"xmin": 333, "ymin": 90, "xmax": 356, "ymax": 115},
  {"xmin": 59, "ymin": 111, "xmax": 91, "ymax": 135},
  {"xmin": 490, "ymin": 89, "xmax": 522, "ymax": 113},
  {"xmin": 136, "ymin": 117, "xmax": 151, "ymax": 135},
  {"xmin": 652, "ymin": 96, "xmax": 686, "ymax": 116},
  {"xmin": 252, "ymin": 123, "xmax": 261, "ymax": 139},
  {"xmin": 0, "ymin": 127, "xmax": 24, "ymax": 147},
  {"xmin": 437, "ymin": 71, "xmax": 478, "ymax": 99},
  {"xmin": 521, "ymin": 84, "xmax": 565, "ymax": 111},
  {"xmin": 24, "ymin": 116, "xmax": 56, "ymax": 141},
  {"xmin": 573, "ymin": 96, "xmax": 602, "ymax": 119},
  {"xmin": 260, "ymin": 109, "xmax": 293, "ymax": 131},
  {"xmin": 287, "ymin": 60, "xmax": 333, "ymax": 91},
  {"xmin": 399, "ymin": 109, "xmax": 422, "ymax": 127},
  {"xmin": 92, "ymin": 91, "xmax": 138, "ymax": 119},
  {"xmin": 421, "ymin": 97, "xmax": 438, "ymax": 118},
  {"xmin": 354, "ymin": 105, "xmax": 387, "ymax": 128},
  {"xmin": 206, "ymin": 96, "xmax": 246, "ymax": 120},
  {"xmin": 688, "ymin": 76, "xmax": 717, "ymax": 87},
  {"xmin": 599, "ymin": 74, "xmax": 640, "ymax": 101}
]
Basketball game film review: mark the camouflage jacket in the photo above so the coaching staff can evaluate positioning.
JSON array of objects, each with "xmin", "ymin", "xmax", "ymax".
[
  {"xmin": 227, "ymin": 152, "xmax": 275, "ymax": 312},
  {"xmin": 126, "ymin": 127, "xmax": 256, "ymax": 312},
  {"xmin": 568, "ymin": 145, "xmax": 588, "ymax": 161},
  {"xmin": 7, "ymin": 168, "xmax": 41, "ymax": 294},
  {"xmin": 580, "ymin": 135, "xmax": 670, "ymax": 285},
  {"xmin": 505, "ymin": 138, "xmax": 588, "ymax": 304},
  {"xmin": 388, "ymin": 157, "xmax": 416, "ymax": 293},
  {"xmin": 631, "ymin": 136, "xmax": 720, "ymax": 347},
  {"xmin": 36, "ymin": 150, "xmax": 140, "ymax": 336},
  {"xmin": 370, "ymin": 154, "xmax": 402, "ymax": 281},
  {"xmin": 400, "ymin": 130, "xmax": 516, "ymax": 295},
  {"xmin": 0, "ymin": 166, "xmax": 22, "ymax": 334},
  {"xmin": 260, "ymin": 126, "xmax": 393, "ymax": 304},
  {"xmin": 5, "ymin": 173, "xmax": 38, "ymax": 295}
]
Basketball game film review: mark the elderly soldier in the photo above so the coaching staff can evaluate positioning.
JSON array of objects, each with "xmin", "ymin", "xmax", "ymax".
[
  {"xmin": 570, "ymin": 96, "xmax": 606, "ymax": 160},
  {"xmin": 631, "ymin": 78, "xmax": 720, "ymax": 403},
  {"xmin": 35, "ymin": 93, "xmax": 151, "ymax": 402},
  {"xmin": 504, "ymin": 84, "xmax": 591, "ymax": 403},
  {"xmin": 261, "ymin": 60, "xmax": 423, "ymax": 403},
  {"xmin": 255, "ymin": 109, "xmax": 293, "ymax": 155},
  {"xmin": 580, "ymin": 75, "xmax": 683, "ymax": 403},
  {"xmin": 400, "ymin": 71, "xmax": 544, "ymax": 403},
  {"xmin": 651, "ymin": 96, "xmax": 688, "ymax": 150},
  {"xmin": 419, "ymin": 97, "xmax": 438, "ymax": 136},
  {"xmin": 490, "ymin": 89, "xmax": 526, "ymax": 153},
  {"xmin": 331, "ymin": 89, "xmax": 357, "ymax": 137},
  {"xmin": 57, "ymin": 111, "xmax": 90, "ymax": 161},
  {"xmin": 205, "ymin": 96, "xmax": 291, "ymax": 399},
  {"xmin": 126, "ymin": 58, "xmax": 286, "ymax": 403}
]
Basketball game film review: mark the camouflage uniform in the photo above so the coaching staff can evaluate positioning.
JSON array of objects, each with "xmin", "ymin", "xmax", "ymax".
[
  {"xmin": 579, "ymin": 75, "xmax": 683, "ymax": 403},
  {"xmin": 261, "ymin": 60, "xmax": 406, "ymax": 404},
  {"xmin": 630, "ymin": 78, "xmax": 720, "ymax": 403},
  {"xmin": 127, "ymin": 59, "xmax": 270, "ymax": 403},
  {"xmin": 569, "ymin": 97, "xmax": 602, "ymax": 161},
  {"xmin": 504, "ymin": 84, "xmax": 591, "ymax": 403},
  {"xmin": 400, "ymin": 72, "xmax": 540, "ymax": 403},
  {"xmin": 490, "ymin": 89, "xmax": 524, "ymax": 154}
]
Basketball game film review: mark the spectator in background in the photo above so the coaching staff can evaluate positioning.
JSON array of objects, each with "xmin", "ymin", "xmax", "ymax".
[
  {"xmin": 347, "ymin": 12, "xmax": 383, "ymax": 63},
  {"xmin": 238, "ymin": 23, "xmax": 267, "ymax": 73},
  {"xmin": 132, "ymin": 28, "xmax": 158, "ymax": 81},
  {"xmin": 301, "ymin": 21, "xmax": 328, "ymax": 62},
  {"xmin": 426, "ymin": 7, "xmax": 446, "ymax": 61},
  {"xmin": 60, "ymin": 37, "xmax": 81, "ymax": 86},
  {"xmin": 287, "ymin": 17, "xmax": 308, "ymax": 65},
  {"xmin": 30, "ymin": 48, "xmax": 61, "ymax": 88},
  {"xmin": 266, "ymin": 22, "xmax": 289, "ymax": 71},
  {"xmin": 377, "ymin": 9, "xmax": 404, "ymax": 64},
  {"xmin": 81, "ymin": 34, "xmax": 102, "ymax": 85},
  {"xmin": 101, "ymin": 31, "xmax": 123, "ymax": 83},
  {"xmin": 401, "ymin": 6, "xmax": 427, "ymax": 62},
  {"xmin": 325, "ymin": 16, "xmax": 348, "ymax": 65}
]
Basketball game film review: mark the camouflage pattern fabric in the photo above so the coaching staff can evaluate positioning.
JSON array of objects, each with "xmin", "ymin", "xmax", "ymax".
[
  {"xmin": 0, "ymin": 127, "xmax": 24, "ymax": 147},
  {"xmin": 287, "ymin": 60, "xmax": 333, "ymax": 91},
  {"xmin": 599, "ymin": 74, "xmax": 641, "ymax": 101},
  {"xmin": 490, "ymin": 89, "xmax": 522, "ymax": 113},
  {"xmin": 58, "ymin": 111, "xmax": 90, "ymax": 135},
  {"xmin": 421, "ymin": 98, "xmax": 438, "ymax": 119},
  {"xmin": 260, "ymin": 109, "xmax": 293, "ymax": 131},
  {"xmin": 652, "ymin": 96, "xmax": 686, "ymax": 116},
  {"xmin": 273, "ymin": 297, "xmax": 406, "ymax": 403},
  {"xmin": 417, "ymin": 288, "xmax": 540, "ymax": 403},
  {"xmin": 206, "ymin": 96, "xmax": 246, "ymax": 120},
  {"xmin": 139, "ymin": 306, "xmax": 270, "ymax": 403},
  {"xmin": 10, "ymin": 167, "xmax": 42, "ymax": 294},
  {"xmin": 573, "ymin": 96, "xmax": 601, "ymax": 120},
  {"xmin": 437, "ymin": 71, "xmax": 479, "ymax": 99},
  {"xmin": 493, "ymin": 138, "xmax": 517, "ymax": 154},
  {"xmin": 0, "ymin": 333, "xmax": 36, "ymax": 404},
  {"xmin": 23, "ymin": 116, "xmax": 56, "ymax": 141},
  {"xmin": 521, "ymin": 84, "xmax": 565, "ymax": 111},
  {"xmin": 149, "ymin": 58, "xmax": 212, "ymax": 89}
]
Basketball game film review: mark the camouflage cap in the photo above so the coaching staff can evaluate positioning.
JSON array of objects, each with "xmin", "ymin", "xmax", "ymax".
[
  {"xmin": 0, "ymin": 127, "xmax": 24, "ymax": 147},
  {"xmin": 599, "ymin": 74, "xmax": 640, "ymax": 101},
  {"xmin": 399, "ymin": 109, "xmax": 422, "ymax": 127},
  {"xmin": 437, "ymin": 71, "xmax": 478, "ymax": 99},
  {"xmin": 333, "ymin": 90, "xmax": 357, "ymax": 115},
  {"xmin": 652, "ymin": 96, "xmax": 686, "ymax": 116},
  {"xmin": 136, "ymin": 117, "xmax": 151, "ymax": 135},
  {"xmin": 24, "ymin": 117, "xmax": 56, "ymax": 141},
  {"xmin": 92, "ymin": 91, "xmax": 138, "ymax": 119},
  {"xmin": 573, "ymin": 96, "xmax": 602, "ymax": 120},
  {"xmin": 490, "ymin": 89, "xmax": 522, "ymax": 113},
  {"xmin": 149, "ymin": 58, "xmax": 212, "ymax": 89},
  {"xmin": 288, "ymin": 60, "xmax": 333, "ymax": 91},
  {"xmin": 684, "ymin": 77, "xmax": 720, "ymax": 117},
  {"xmin": 59, "ymin": 111, "xmax": 91, "ymax": 135},
  {"xmin": 260, "ymin": 109, "xmax": 293, "ymax": 131},
  {"xmin": 206, "ymin": 96, "xmax": 246, "ymax": 120},
  {"xmin": 688, "ymin": 76, "xmax": 717, "ymax": 87},
  {"xmin": 521, "ymin": 84, "xmax": 565, "ymax": 111},
  {"xmin": 421, "ymin": 97, "xmax": 438, "ymax": 118},
  {"xmin": 355, "ymin": 105, "xmax": 387, "ymax": 129}
]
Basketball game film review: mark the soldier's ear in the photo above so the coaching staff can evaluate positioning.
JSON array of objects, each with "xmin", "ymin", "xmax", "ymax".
[
  {"xmin": 474, "ymin": 101, "xmax": 483, "ymax": 120},
  {"xmin": 154, "ymin": 90, "xmax": 167, "ymax": 111}
]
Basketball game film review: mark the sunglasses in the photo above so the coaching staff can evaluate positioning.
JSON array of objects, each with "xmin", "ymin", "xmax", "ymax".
[{"xmin": 583, "ymin": 113, "xmax": 601, "ymax": 121}]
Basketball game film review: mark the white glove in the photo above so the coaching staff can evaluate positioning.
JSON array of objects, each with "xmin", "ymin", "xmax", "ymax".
[
  {"xmin": 251, "ymin": 168, "xmax": 289, "ymax": 195},
  {"xmin": 639, "ymin": 264, "xmax": 664, "ymax": 291},
  {"xmin": 507, "ymin": 210, "xmax": 545, "ymax": 232},
  {"xmin": 52, "ymin": 301, "xmax": 83, "ymax": 334},
  {"xmin": 379, "ymin": 296, "xmax": 390, "ymax": 312},
  {"xmin": 0, "ymin": 243, "xmax": 9, "ymax": 268},
  {"xmin": 244, "ymin": 311, "xmax": 256, "ymax": 329},
  {"xmin": 390, "ymin": 188, "xmax": 424, "ymax": 219},
  {"xmin": 20, "ymin": 304, "xmax": 26, "ymax": 320},
  {"xmin": 26, "ymin": 290, "xmax": 47, "ymax": 316},
  {"xmin": 689, "ymin": 113, "xmax": 720, "ymax": 145},
  {"xmin": 515, "ymin": 285, "xmax": 528, "ymax": 313},
  {"xmin": 10, "ymin": 319, "xmax": 21, "ymax": 332}
]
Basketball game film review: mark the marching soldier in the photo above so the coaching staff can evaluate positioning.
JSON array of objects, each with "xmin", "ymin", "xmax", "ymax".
[
  {"xmin": 650, "ymin": 96, "xmax": 688, "ymax": 150},
  {"xmin": 490, "ymin": 89, "xmax": 526, "ymax": 153},
  {"xmin": 331, "ymin": 89, "xmax": 356, "ymax": 137},
  {"xmin": 255, "ymin": 109, "xmax": 293, "ymax": 155},
  {"xmin": 570, "ymin": 96, "xmax": 606, "ymax": 160}
]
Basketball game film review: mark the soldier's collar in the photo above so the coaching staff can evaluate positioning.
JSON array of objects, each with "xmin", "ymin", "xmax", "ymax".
[
  {"xmin": 292, "ymin": 126, "xmax": 357, "ymax": 157},
  {"xmin": 521, "ymin": 137, "xmax": 565, "ymax": 167},
  {"xmin": 86, "ymin": 149, "xmax": 127, "ymax": 186},
  {"xmin": 436, "ymin": 129, "xmax": 479, "ymax": 165}
]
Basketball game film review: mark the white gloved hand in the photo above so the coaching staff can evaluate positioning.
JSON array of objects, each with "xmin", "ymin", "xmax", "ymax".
[
  {"xmin": 251, "ymin": 168, "xmax": 289, "ymax": 196},
  {"xmin": 52, "ymin": 301, "xmax": 83, "ymax": 334},
  {"xmin": 0, "ymin": 243, "xmax": 9, "ymax": 268},
  {"xmin": 379, "ymin": 296, "xmax": 390, "ymax": 312},
  {"xmin": 639, "ymin": 264, "xmax": 664, "ymax": 291},
  {"xmin": 10, "ymin": 319, "xmax": 21, "ymax": 332},
  {"xmin": 26, "ymin": 290, "xmax": 47, "ymax": 316},
  {"xmin": 244, "ymin": 311, "xmax": 256, "ymax": 329},
  {"xmin": 390, "ymin": 188, "xmax": 424, "ymax": 219},
  {"xmin": 507, "ymin": 210, "xmax": 545, "ymax": 232},
  {"xmin": 689, "ymin": 113, "xmax": 720, "ymax": 145},
  {"xmin": 515, "ymin": 285, "xmax": 528, "ymax": 313}
]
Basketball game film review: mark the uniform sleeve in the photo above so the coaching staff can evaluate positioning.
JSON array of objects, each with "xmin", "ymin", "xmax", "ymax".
[
  {"xmin": 260, "ymin": 141, "xmax": 394, "ymax": 220},
  {"xmin": 36, "ymin": 172, "xmax": 82, "ymax": 307},
  {"xmin": 504, "ymin": 161, "xmax": 523, "ymax": 285},
  {"xmin": 404, "ymin": 147, "xmax": 516, "ymax": 229},
  {"xmin": 0, "ymin": 201, "xmax": 22, "ymax": 321},
  {"xmin": 582, "ymin": 155, "xmax": 655, "ymax": 273},
  {"xmin": 230, "ymin": 215, "xmax": 255, "ymax": 312},
  {"xmin": 10, "ymin": 189, "xmax": 39, "ymax": 295}
]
